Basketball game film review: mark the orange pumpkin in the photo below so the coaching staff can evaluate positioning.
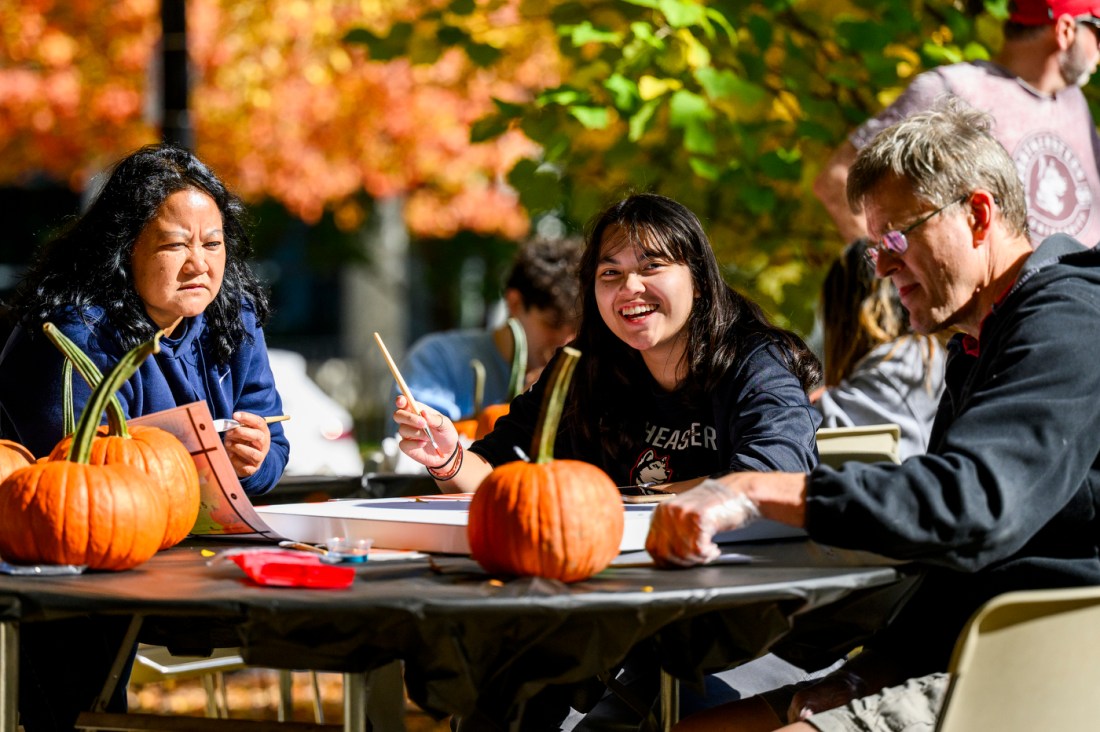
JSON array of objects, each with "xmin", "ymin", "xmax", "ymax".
[
  {"xmin": 49, "ymin": 426, "xmax": 199, "ymax": 549},
  {"xmin": 467, "ymin": 347, "xmax": 624, "ymax": 583},
  {"xmin": 0, "ymin": 440, "xmax": 33, "ymax": 482},
  {"xmin": 0, "ymin": 461, "xmax": 166, "ymax": 570},
  {"xmin": 475, "ymin": 404, "xmax": 509, "ymax": 439},
  {"xmin": 44, "ymin": 324, "xmax": 201, "ymax": 549},
  {"xmin": 0, "ymin": 331, "xmax": 170, "ymax": 570}
]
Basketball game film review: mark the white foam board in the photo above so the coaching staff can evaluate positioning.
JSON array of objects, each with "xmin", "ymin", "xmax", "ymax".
[{"xmin": 255, "ymin": 497, "xmax": 805, "ymax": 555}]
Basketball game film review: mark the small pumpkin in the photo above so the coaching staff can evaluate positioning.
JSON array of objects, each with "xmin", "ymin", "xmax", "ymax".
[
  {"xmin": 0, "ymin": 333, "xmax": 169, "ymax": 570},
  {"xmin": 0, "ymin": 440, "xmax": 33, "ymax": 483},
  {"xmin": 43, "ymin": 323, "xmax": 201, "ymax": 550},
  {"xmin": 467, "ymin": 347, "xmax": 624, "ymax": 583}
]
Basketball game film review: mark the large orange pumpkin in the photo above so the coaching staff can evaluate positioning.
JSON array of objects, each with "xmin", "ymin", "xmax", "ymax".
[
  {"xmin": 0, "ymin": 331, "xmax": 169, "ymax": 570},
  {"xmin": 467, "ymin": 347, "xmax": 624, "ymax": 583},
  {"xmin": 44, "ymin": 323, "xmax": 201, "ymax": 549}
]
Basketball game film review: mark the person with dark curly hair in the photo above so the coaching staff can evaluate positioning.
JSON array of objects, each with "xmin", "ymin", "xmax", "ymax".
[
  {"xmin": 0, "ymin": 143, "xmax": 289, "ymax": 732},
  {"xmin": 0, "ymin": 143, "xmax": 288, "ymax": 495}
]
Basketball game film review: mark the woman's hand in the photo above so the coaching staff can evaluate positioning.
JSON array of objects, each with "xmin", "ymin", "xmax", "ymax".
[
  {"xmin": 393, "ymin": 396, "xmax": 457, "ymax": 468},
  {"xmin": 223, "ymin": 411, "xmax": 271, "ymax": 479},
  {"xmin": 645, "ymin": 478, "xmax": 761, "ymax": 567}
]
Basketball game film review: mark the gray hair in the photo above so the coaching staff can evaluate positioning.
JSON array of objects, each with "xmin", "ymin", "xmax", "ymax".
[{"xmin": 846, "ymin": 98, "xmax": 1029, "ymax": 239}]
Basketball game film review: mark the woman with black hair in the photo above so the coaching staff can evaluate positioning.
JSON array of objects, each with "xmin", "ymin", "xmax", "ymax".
[
  {"xmin": 0, "ymin": 142, "xmax": 288, "ymax": 494},
  {"xmin": 391, "ymin": 192, "xmax": 822, "ymax": 730},
  {"xmin": 0, "ymin": 144, "xmax": 287, "ymax": 732},
  {"xmin": 394, "ymin": 191, "xmax": 820, "ymax": 499}
]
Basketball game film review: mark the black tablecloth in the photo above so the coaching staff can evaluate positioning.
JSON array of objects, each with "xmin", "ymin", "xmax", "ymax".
[{"xmin": 0, "ymin": 539, "xmax": 917, "ymax": 722}]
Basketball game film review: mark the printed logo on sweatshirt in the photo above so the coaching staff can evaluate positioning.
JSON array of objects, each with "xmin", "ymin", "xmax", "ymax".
[
  {"xmin": 1015, "ymin": 131, "xmax": 1092, "ymax": 239},
  {"xmin": 631, "ymin": 448, "xmax": 672, "ymax": 487}
]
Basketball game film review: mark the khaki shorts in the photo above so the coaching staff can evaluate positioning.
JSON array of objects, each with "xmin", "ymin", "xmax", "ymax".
[{"xmin": 807, "ymin": 673, "xmax": 949, "ymax": 732}]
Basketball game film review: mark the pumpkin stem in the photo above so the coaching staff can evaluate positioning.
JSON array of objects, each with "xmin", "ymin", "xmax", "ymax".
[
  {"xmin": 61, "ymin": 358, "xmax": 75, "ymax": 436},
  {"xmin": 66, "ymin": 331, "xmax": 164, "ymax": 464},
  {"xmin": 506, "ymin": 317, "xmax": 527, "ymax": 400},
  {"xmin": 530, "ymin": 346, "xmax": 580, "ymax": 465},
  {"xmin": 44, "ymin": 323, "xmax": 132, "ymax": 438},
  {"xmin": 470, "ymin": 358, "xmax": 486, "ymax": 415}
]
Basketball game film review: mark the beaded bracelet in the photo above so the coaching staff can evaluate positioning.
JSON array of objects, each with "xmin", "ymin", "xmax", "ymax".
[{"xmin": 427, "ymin": 444, "xmax": 463, "ymax": 481}]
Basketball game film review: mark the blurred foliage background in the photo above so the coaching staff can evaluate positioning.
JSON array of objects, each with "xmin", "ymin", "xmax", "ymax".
[{"xmin": 1, "ymin": 0, "xmax": 1073, "ymax": 340}]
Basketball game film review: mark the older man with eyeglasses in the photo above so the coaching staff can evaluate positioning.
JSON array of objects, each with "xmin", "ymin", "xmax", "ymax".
[
  {"xmin": 816, "ymin": 0, "xmax": 1100, "ymax": 250},
  {"xmin": 651, "ymin": 102, "xmax": 1100, "ymax": 732}
]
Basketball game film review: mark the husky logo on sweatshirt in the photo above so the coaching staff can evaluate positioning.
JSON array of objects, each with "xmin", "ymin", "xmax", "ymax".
[{"xmin": 631, "ymin": 449, "xmax": 671, "ymax": 487}]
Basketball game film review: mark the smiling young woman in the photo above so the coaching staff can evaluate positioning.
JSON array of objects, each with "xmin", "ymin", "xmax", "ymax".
[{"xmin": 392, "ymin": 192, "xmax": 823, "ymax": 496}]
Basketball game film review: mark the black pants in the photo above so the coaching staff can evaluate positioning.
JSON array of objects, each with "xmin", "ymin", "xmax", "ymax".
[{"xmin": 19, "ymin": 616, "xmax": 134, "ymax": 732}]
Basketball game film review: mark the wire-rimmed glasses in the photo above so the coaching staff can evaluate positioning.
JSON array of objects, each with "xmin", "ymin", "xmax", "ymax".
[{"xmin": 865, "ymin": 195, "xmax": 969, "ymax": 266}]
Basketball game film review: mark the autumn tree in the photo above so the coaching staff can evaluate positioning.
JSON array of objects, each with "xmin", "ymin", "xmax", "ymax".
[
  {"xmin": 0, "ymin": 0, "xmax": 541, "ymax": 240},
  {"xmin": 352, "ymin": 0, "xmax": 1012, "ymax": 331}
]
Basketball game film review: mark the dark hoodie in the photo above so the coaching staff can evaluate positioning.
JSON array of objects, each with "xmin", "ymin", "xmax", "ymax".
[
  {"xmin": 0, "ymin": 302, "xmax": 288, "ymax": 495},
  {"xmin": 806, "ymin": 234, "xmax": 1100, "ymax": 675}
]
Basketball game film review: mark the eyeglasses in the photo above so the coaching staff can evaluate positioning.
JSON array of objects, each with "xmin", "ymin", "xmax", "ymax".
[{"xmin": 865, "ymin": 195, "xmax": 969, "ymax": 266}]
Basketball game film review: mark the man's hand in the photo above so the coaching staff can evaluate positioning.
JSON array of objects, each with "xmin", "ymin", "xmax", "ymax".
[
  {"xmin": 645, "ymin": 479, "xmax": 760, "ymax": 567},
  {"xmin": 646, "ymin": 472, "xmax": 808, "ymax": 567}
]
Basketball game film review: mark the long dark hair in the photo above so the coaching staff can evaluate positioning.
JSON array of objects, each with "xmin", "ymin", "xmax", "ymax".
[
  {"xmin": 821, "ymin": 239, "xmax": 940, "ymax": 389},
  {"xmin": 565, "ymin": 192, "xmax": 820, "ymax": 449},
  {"xmin": 7, "ymin": 143, "xmax": 268, "ymax": 364}
]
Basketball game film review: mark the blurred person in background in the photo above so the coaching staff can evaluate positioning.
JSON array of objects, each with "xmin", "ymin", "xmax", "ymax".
[
  {"xmin": 815, "ymin": 0, "xmax": 1100, "ymax": 248},
  {"xmin": 393, "ymin": 235, "xmax": 583, "ymax": 426},
  {"xmin": 813, "ymin": 239, "xmax": 946, "ymax": 459}
]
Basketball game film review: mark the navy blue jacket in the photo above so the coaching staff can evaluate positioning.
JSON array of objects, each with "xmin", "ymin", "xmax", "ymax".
[
  {"xmin": 0, "ymin": 304, "xmax": 288, "ymax": 495},
  {"xmin": 472, "ymin": 336, "xmax": 821, "ymax": 486},
  {"xmin": 806, "ymin": 235, "xmax": 1100, "ymax": 675}
]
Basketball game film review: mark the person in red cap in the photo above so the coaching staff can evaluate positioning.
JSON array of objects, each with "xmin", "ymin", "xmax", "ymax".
[{"xmin": 815, "ymin": 0, "xmax": 1100, "ymax": 249}]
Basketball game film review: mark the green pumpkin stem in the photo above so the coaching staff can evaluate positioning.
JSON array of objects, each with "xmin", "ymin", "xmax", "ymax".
[
  {"xmin": 506, "ymin": 317, "xmax": 527, "ymax": 400},
  {"xmin": 530, "ymin": 346, "xmax": 580, "ymax": 465},
  {"xmin": 65, "ymin": 331, "xmax": 164, "ymax": 464},
  {"xmin": 44, "ymin": 323, "xmax": 132, "ymax": 438},
  {"xmin": 61, "ymin": 358, "xmax": 75, "ymax": 436},
  {"xmin": 470, "ymin": 359, "xmax": 486, "ymax": 415}
]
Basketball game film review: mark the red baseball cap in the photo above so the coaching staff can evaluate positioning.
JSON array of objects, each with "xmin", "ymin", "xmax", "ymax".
[{"xmin": 1010, "ymin": 0, "xmax": 1100, "ymax": 24}]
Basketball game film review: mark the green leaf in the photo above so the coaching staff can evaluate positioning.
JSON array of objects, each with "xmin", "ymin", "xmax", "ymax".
[
  {"xmin": 342, "ymin": 23, "xmax": 413, "ymax": 61},
  {"xmin": 746, "ymin": 14, "xmax": 772, "ymax": 50},
  {"xmin": 628, "ymin": 98, "xmax": 661, "ymax": 141},
  {"xmin": 567, "ymin": 21, "xmax": 622, "ymax": 45},
  {"xmin": 658, "ymin": 0, "xmax": 706, "ymax": 28},
  {"xmin": 758, "ymin": 148, "xmax": 802, "ymax": 181},
  {"xmin": 605, "ymin": 74, "xmax": 640, "ymax": 111},
  {"xmin": 492, "ymin": 98, "xmax": 525, "ymax": 118},
  {"xmin": 448, "ymin": 0, "xmax": 476, "ymax": 15},
  {"xmin": 742, "ymin": 184, "xmax": 777, "ymax": 215},
  {"xmin": 569, "ymin": 105, "xmax": 610, "ymax": 129},
  {"xmin": 508, "ymin": 159, "xmax": 564, "ymax": 214},
  {"xmin": 683, "ymin": 120, "xmax": 716, "ymax": 155},
  {"xmin": 668, "ymin": 89, "xmax": 712, "ymax": 128},
  {"xmin": 438, "ymin": 26, "xmax": 467, "ymax": 46},
  {"xmin": 538, "ymin": 87, "xmax": 587, "ymax": 106},
  {"xmin": 466, "ymin": 42, "xmax": 503, "ymax": 66},
  {"xmin": 470, "ymin": 115, "xmax": 509, "ymax": 143},
  {"xmin": 630, "ymin": 22, "xmax": 665, "ymax": 49},
  {"xmin": 689, "ymin": 157, "xmax": 721, "ymax": 180},
  {"xmin": 695, "ymin": 67, "xmax": 742, "ymax": 101}
]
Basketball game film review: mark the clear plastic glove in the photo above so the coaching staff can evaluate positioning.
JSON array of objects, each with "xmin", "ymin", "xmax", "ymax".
[
  {"xmin": 645, "ymin": 478, "xmax": 760, "ymax": 567},
  {"xmin": 392, "ymin": 395, "xmax": 457, "ymax": 468}
]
